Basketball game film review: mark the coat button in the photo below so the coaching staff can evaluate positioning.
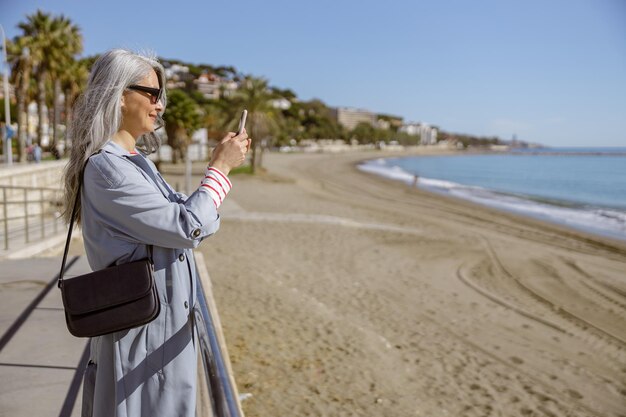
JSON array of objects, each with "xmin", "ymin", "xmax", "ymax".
[
  {"xmin": 192, "ymin": 228, "xmax": 201, "ymax": 238},
  {"xmin": 179, "ymin": 253, "xmax": 185, "ymax": 262},
  {"xmin": 184, "ymin": 301, "xmax": 189, "ymax": 309}
]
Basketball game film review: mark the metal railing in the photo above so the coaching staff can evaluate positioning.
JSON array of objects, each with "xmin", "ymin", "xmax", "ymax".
[
  {"xmin": 194, "ymin": 270, "xmax": 244, "ymax": 417},
  {"xmin": 0, "ymin": 185, "xmax": 64, "ymax": 250}
]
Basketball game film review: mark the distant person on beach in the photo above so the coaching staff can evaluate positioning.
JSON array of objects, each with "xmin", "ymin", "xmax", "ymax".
[
  {"xmin": 412, "ymin": 174, "xmax": 419, "ymax": 188},
  {"xmin": 61, "ymin": 49, "xmax": 250, "ymax": 417}
]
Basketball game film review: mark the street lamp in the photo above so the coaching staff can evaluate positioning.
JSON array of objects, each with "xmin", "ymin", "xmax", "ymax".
[{"xmin": 0, "ymin": 24, "xmax": 12, "ymax": 165}]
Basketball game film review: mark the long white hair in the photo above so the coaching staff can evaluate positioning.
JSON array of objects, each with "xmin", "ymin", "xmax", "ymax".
[{"xmin": 62, "ymin": 48, "xmax": 167, "ymax": 225}]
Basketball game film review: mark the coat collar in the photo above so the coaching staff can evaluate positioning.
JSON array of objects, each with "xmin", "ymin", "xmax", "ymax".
[
  {"xmin": 102, "ymin": 140, "xmax": 140, "ymax": 157},
  {"xmin": 102, "ymin": 140, "xmax": 175, "ymax": 201}
]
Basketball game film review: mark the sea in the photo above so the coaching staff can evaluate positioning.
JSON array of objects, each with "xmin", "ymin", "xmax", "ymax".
[{"xmin": 358, "ymin": 147, "xmax": 626, "ymax": 241}]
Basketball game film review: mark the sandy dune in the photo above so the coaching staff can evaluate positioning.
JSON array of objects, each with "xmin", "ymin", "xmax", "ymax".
[{"xmin": 196, "ymin": 151, "xmax": 626, "ymax": 417}]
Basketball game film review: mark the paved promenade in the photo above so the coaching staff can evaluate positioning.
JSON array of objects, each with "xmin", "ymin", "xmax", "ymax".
[
  {"xmin": 0, "ymin": 160, "xmax": 88, "ymax": 417},
  {"xmin": 0, "ymin": 256, "xmax": 90, "ymax": 417}
]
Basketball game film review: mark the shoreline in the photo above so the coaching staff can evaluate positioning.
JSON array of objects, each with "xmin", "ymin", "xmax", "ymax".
[
  {"xmin": 356, "ymin": 151, "xmax": 626, "ymax": 246},
  {"xmin": 353, "ymin": 150, "xmax": 626, "ymax": 253},
  {"xmin": 199, "ymin": 151, "xmax": 626, "ymax": 416}
]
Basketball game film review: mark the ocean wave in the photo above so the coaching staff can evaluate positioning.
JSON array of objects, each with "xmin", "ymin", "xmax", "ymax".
[{"xmin": 358, "ymin": 159, "xmax": 626, "ymax": 241}]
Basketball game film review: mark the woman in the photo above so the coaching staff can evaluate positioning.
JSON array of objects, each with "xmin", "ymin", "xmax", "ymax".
[{"xmin": 62, "ymin": 49, "xmax": 250, "ymax": 417}]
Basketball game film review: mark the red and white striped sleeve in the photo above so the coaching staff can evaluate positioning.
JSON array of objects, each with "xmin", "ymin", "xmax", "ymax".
[{"xmin": 199, "ymin": 166, "xmax": 232, "ymax": 209}]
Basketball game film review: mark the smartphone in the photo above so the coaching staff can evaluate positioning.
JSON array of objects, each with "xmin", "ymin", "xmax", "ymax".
[{"xmin": 236, "ymin": 109, "xmax": 248, "ymax": 135}]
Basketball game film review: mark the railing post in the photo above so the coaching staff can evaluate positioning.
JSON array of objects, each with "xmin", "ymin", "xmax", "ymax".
[
  {"xmin": 40, "ymin": 189, "xmax": 44, "ymax": 239},
  {"xmin": 24, "ymin": 188, "xmax": 29, "ymax": 243},
  {"xmin": 2, "ymin": 188, "xmax": 8, "ymax": 250}
]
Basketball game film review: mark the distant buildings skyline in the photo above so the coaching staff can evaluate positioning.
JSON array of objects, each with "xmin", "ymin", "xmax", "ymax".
[{"xmin": 163, "ymin": 63, "xmax": 438, "ymax": 143}]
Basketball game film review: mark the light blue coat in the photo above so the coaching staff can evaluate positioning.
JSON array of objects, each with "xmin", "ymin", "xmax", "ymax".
[{"xmin": 80, "ymin": 141, "xmax": 220, "ymax": 417}]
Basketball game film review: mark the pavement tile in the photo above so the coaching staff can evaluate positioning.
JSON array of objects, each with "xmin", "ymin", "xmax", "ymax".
[
  {"xmin": 0, "ymin": 257, "xmax": 88, "ymax": 417},
  {"xmin": 0, "ymin": 365, "xmax": 82, "ymax": 417}
]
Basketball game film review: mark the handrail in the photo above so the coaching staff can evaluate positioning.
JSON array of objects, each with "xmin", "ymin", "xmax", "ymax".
[
  {"xmin": 0, "ymin": 184, "xmax": 63, "ymax": 250},
  {"xmin": 194, "ymin": 262, "xmax": 244, "ymax": 417},
  {"xmin": 0, "ymin": 184, "xmax": 60, "ymax": 191}
]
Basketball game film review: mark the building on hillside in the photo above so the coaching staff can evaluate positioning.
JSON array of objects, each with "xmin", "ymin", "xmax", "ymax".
[
  {"xmin": 400, "ymin": 122, "xmax": 438, "ymax": 145},
  {"xmin": 332, "ymin": 107, "xmax": 376, "ymax": 130},
  {"xmin": 164, "ymin": 64, "xmax": 190, "ymax": 89},
  {"xmin": 376, "ymin": 115, "xmax": 403, "ymax": 130},
  {"xmin": 423, "ymin": 125, "xmax": 438, "ymax": 145},
  {"xmin": 194, "ymin": 73, "xmax": 238, "ymax": 100},
  {"xmin": 271, "ymin": 97, "xmax": 292, "ymax": 110}
]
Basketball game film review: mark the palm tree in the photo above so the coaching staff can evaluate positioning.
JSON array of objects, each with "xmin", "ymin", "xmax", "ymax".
[
  {"xmin": 229, "ymin": 76, "xmax": 277, "ymax": 173},
  {"xmin": 48, "ymin": 15, "xmax": 82, "ymax": 157},
  {"xmin": 18, "ymin": 11, "xmax": 52, "ymax": 149},
  {"xmin": 7, "ymin": 37, "xmax": 31, "ymax": 162},
  {"xmin": 17, "ymin": 10, "xmax": 82, "ymax": 156},
  {"xmin": 61, "ymin": 58, "xmax": 88, "ymax": 154},
  {"xmin": 201, "ymin": 100, "xmax": 230, "ymax": 142}
]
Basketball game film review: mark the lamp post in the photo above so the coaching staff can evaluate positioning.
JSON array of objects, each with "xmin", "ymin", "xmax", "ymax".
[{"xmin": 0, "ymin": 24, "xmax": 12, "ymax": 165}]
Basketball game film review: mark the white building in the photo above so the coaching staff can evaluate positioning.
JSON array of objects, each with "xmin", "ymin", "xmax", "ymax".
[
  {"xmin": 164, "ymin": 64, "xmax": 189, "ymax": 79},
  {"xmin": 164, "ymin": 64, "xmax": 190, "ymax": 89},
  {"xmin": 400, "ymin": 122, "xmax": 438, "ymax": 145},
  {"xmin": 270, "ymin": 97, "xmax": 291, "ymax": 110}
]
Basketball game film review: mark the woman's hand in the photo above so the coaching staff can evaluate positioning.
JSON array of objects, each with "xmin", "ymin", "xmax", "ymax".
[{"xmin": 209, "ymin": 129, "xmax": 251, "ymax": 175}]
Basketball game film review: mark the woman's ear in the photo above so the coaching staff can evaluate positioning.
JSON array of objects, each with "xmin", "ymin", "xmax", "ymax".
[{"xmin": 120, "ymin": 95, "xmax": 126, "ymax": 112}]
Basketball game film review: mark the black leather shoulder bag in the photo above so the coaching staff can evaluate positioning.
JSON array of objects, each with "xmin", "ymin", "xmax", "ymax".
[{"xmin": 58, "ymin": 155, "xmax": 160, "ymax": 338}]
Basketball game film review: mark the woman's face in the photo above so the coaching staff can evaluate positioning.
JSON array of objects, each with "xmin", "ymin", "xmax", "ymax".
[{"xmin": 121, "ymin": 69, "xmax": 163, "ymax": 138}]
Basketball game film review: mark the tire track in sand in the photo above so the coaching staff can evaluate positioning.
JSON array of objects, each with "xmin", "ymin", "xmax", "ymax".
[{"xmin": 477, "ymin": 237, "xmax": 626, "ymax": 361}]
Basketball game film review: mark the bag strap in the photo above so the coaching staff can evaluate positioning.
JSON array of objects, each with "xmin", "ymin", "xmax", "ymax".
[
  {"xmin": 58, "ymin": 151, "xmax": 154, "ymax": 288},
  {"xmin": 58, "ymin": 175, "xmax": 82, "ymax": 288}
]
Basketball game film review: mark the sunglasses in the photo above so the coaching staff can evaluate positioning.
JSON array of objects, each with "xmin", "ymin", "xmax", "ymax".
[{"xmin": 127, "ymin": 84, "xmax": 163, "ymax": 104}]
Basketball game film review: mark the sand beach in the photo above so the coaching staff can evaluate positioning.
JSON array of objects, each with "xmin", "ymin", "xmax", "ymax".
[{"xmin": 197, "ymin": 150, "xmax": 626, "ymax": 417}]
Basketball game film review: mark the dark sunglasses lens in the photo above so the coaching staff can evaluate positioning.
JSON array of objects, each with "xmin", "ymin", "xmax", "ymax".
[
  {"xmin": 150, "ymin": 89, "xmax": 162, "ymax": 104},
  {"xmin": 129, "ymin": 86, "xmax": 161, "ymax": 104}
]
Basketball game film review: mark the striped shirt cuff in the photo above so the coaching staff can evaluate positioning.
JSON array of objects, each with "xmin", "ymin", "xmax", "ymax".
[{"xmin": 199, "ymin": 167, "xmax": 232, "ymax": 208}]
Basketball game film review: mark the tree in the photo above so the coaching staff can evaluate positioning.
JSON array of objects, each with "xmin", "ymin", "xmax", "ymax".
[
  {"xmin": 163, "ymin": 89, "xmax": 201, "ymax": 164},
  {"xmin": 18, "ymin": 10, "xmax": 52, "ymax": 149},
  {"xmin": 227, "ymin": 76, "xmax": 278, "ymax": 173},
  {"xmin": 0, "ymin": 99, "xmax": 17, "ymax": 123},
  {"xmin": 7, "ymin": 37, "xmax": 32, "ymax": 162},
  {"xmin": 61, "ymin": 58, "xmax": 88, "ymax": 154},
  {"xmin": 48, "ymin": 15, "xmax": 82, "ymax": 156},
  {"xmin": 284, "ymin": 99, "xmax": 347, "ymax": 141},
  {"xmin": 351, "ymin": 122, "xmax": 377, "ymax": 143},
  {"xmin": 16, "ymin": 10, "xmax": 82, "ymax": 157},
  {"xmin": 201, "ymin": 100, "xmax": 230, "ymax": 142}
]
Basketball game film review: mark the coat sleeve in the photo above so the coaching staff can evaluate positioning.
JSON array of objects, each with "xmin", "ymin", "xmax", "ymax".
[{"xmin": 83, "ymin": 152, "xmax": 220, "ymax": 249}]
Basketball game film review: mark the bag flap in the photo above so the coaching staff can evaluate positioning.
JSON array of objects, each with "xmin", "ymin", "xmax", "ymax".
[{"xmin": 62, "ymin": 259, "xmax": 155, "ymax": 315}]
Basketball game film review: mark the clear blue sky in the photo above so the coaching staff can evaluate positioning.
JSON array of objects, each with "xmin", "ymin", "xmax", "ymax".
[{"xmin": 2, "ymin": 0, "xmax": 625, "ymax": 146}]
